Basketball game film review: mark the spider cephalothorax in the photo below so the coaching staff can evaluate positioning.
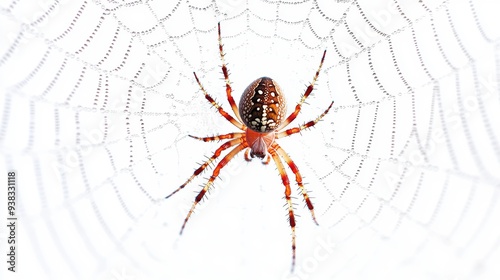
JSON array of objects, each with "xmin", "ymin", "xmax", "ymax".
[{"xmin": 166, "ymin": 22, "xmax": 333, "ymax": 272}]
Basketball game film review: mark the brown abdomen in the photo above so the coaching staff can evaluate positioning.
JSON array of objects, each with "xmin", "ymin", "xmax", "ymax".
[{"xmin": 238, "ymin": 77, "xmax": 287, "ymax": 133}]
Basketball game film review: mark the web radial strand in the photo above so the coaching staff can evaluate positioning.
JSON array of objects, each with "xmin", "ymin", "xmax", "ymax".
[{"xmin": 0, "ymin": 0, "xmax": 499, "ymax": 279}]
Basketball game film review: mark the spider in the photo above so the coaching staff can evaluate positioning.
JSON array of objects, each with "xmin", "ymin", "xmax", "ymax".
[{"xmin": 166, "ymin": 23, "xmax": 333, "ymax": 272}]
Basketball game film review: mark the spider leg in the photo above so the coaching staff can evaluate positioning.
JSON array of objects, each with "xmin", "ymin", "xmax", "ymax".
[
  {"xmin": 269, "ymin": 147, "xmax": 297, "ymax": 272},
  {"xmin": 276, "ymin": 101, "xmax": 334, "ymax": 139},
  {"xmin": 274, "ymin": 143, "xmax": 318, "ymax": 225},
  {"xmin": 189, "ymin": 132, "xmax": 244, "ymax": 142},
  {"xmin": 193, "ymin": 72, "xmax": 246, "ymax": 131},
  {"xmin": 180, "ymin": 143, "xmax": 247, "ymax": 234},
  {"xmin": 279, "ymin": 50, "xmax": 327, "ymax": 129},
  {"xmin": 218, "ymin": 22, "xmax": 242, "ymax": 122},
  {"xmin": 166, "ymin": 137, "xmax": 244, "ymax": 199}
]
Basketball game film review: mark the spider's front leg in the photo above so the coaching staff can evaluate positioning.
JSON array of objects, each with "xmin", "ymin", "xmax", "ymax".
[
  {"xmin": 274, "ymin": 143, "xmax": 318, "ymax": 225},
  {"xmin": 193, "ymin": 72, "xmax": 245, "ymax": 131},
  {"xmin": 217, "ymin": 22, "xmax": 242, "ymax": 123},
  {"xmin": 279, "ymin": 50, "xmax": 327, "ymax": 128}
]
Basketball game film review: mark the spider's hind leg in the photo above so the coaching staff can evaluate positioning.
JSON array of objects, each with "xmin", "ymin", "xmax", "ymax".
[{"xmin": 217, "ymin": 22, "xmax": 242, "ymax": 122}]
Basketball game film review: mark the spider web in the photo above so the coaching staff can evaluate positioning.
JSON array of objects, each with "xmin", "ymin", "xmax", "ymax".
[{"xmin": 1, "ymin": 0, "xmax": 500, "ymax": 279}]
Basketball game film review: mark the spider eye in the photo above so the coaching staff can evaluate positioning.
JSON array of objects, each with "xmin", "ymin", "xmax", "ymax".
[{"xmin": 239, "ymin": 77, "xmax": 286, "ymax": 132}]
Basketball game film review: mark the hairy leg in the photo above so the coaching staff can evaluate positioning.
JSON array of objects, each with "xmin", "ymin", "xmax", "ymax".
[
  {"xmin": 218, "ymin": 22, "xmax": 242, "ymax": 122},
  {"xmin": 274, "ymin": 143, "xmax": 318, "ymax": 225},
  {"xmin": 193, "ymin": 72, "xmax": 245, "ymax": 130},
  {"xmin": 279, "ymin": 50, "xmax": 327, "ymax": 128},
  {"xmin": 166, "ymin": 138, "xmax": 243, "ymax": 199},
  {"xmin": 179, "ymin": 143, "xmax": 246, "ymax": 234},
  {"xmin": 276, "ymin": 101, "xmax": 334, "ymax": 139}
]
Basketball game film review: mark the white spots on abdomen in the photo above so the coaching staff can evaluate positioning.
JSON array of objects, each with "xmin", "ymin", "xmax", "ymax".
[{"xmin": 238, "ymin": 77, "xmax": 287, "ymax": 133}]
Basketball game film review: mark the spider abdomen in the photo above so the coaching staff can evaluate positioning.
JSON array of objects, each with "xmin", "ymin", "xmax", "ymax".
[{"xmin": 239, "ymin": 77, "xmax": 286, "ymax": 132}]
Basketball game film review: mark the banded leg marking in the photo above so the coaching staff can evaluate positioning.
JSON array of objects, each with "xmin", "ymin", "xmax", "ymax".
[
  {"xmin": 276, "ymin": 101, "xmax": 333, "ymax": 139},
  {"xmin": 180, "ymin": 143, "xmax": 247, "ymax": 234},
  {"xmin": 280, "ymin": 50, "xmax": 327, "ymax": 128},
  {"xmin": 166, "ymin": 138, "xmax": 243, "ymax": 199},
  {"xmin": 193, "ymin": 72, "xmax": 245, "ymax": 130},
  {"xmin": 269, "ymin": 147, "xmax": 297, "ymax": 272}
]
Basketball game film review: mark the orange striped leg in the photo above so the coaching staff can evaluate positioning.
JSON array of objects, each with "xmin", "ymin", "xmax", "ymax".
[
  {"xmin": 189, "ymin": 132, "xmax": 244, "ymax": 142},
  {"xmin": 280, "ymin": 50, "xmax": 327, "ymax": 128},
  {"xmin": 180, "ymin": 143, "xmax": 247, "ymax": 234},
  {"xmin": 276, "ymin": 101, "xmax": 334, "ymax": 139},
  {"xmin": 269, "ymin": 147, "xmax": 297, "ymax": 272},
  {"xmin": 166, "ymin": 138, "xmax": 243, "ymax": 199},
  {"xmin": 193, "ymin": 72, "xmax": 245, "ymax": 130},
  {"xmin": 274, "ymin": 143, "xmax": 318, "ymax": 225},
  {"xmin": 218, "ymin": 22, "xmax": 242, "ymax": 122}
]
